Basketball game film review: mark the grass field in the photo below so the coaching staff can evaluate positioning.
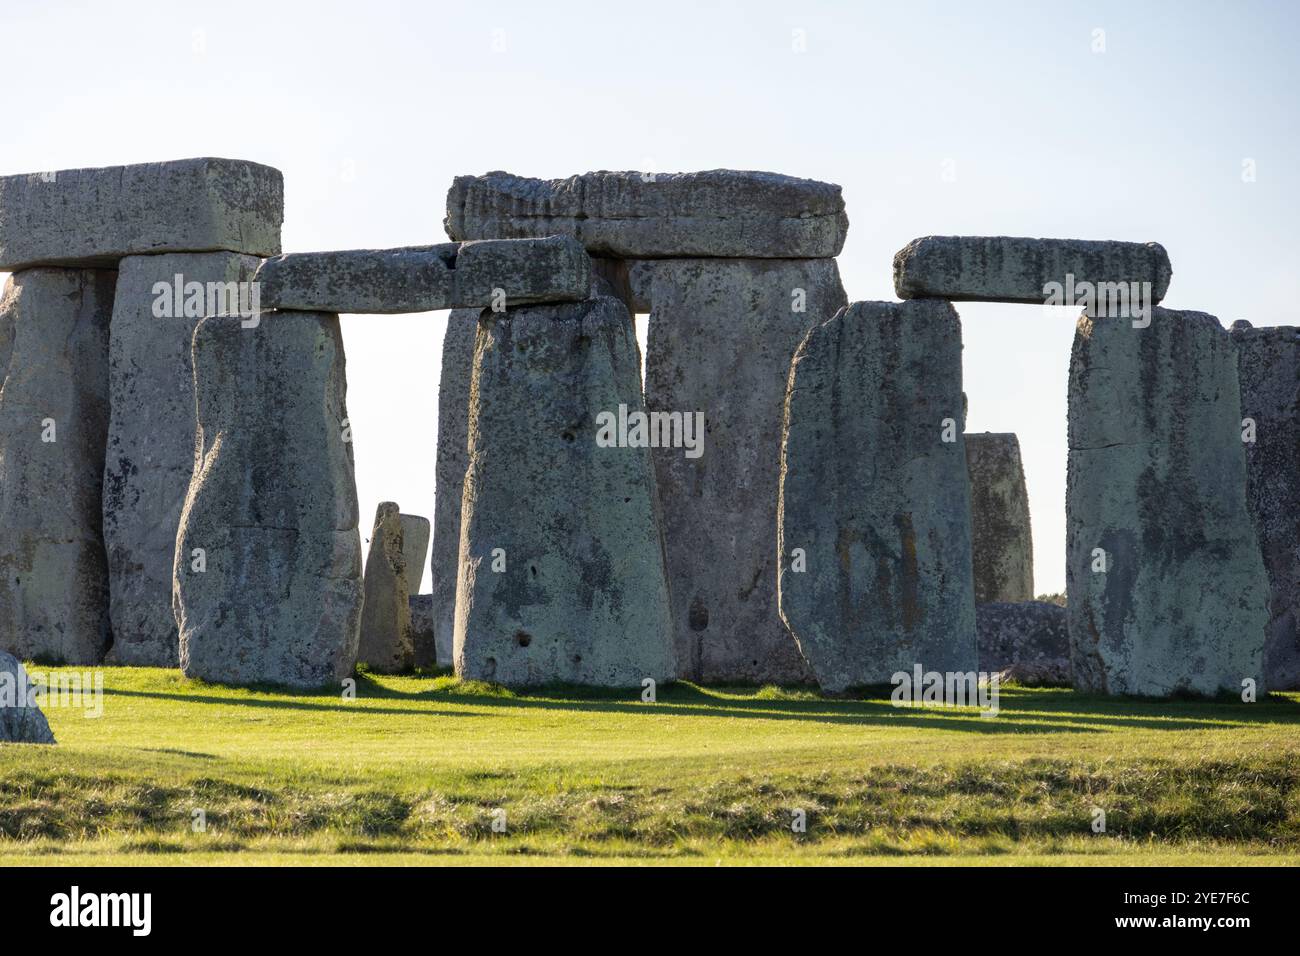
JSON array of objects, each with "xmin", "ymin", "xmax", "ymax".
[{"xmin": 1, "ymin": 667, "xmax": 1298, "ymax": 866}]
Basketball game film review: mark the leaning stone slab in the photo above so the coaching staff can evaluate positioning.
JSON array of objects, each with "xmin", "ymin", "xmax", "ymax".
[
  {"xmin": 0, "ymin": 158, "xmax": 283, "ymax": 271},
  {"xmin": 399, "ymin": 514, "xmax": 430, "ymax": 594},
  {"xmin": 254, "ymin": 236, "xmax": 591, "ymax": 313},
  {"xmin": 965, "ymin": 432, "xmax": 1034, "ymax": 604},
  {"xmin": 1231, "ymin": 321, "xmax": 1300, "ymax": 690},
  {"xmin": 455, "ymin": 294, "xmax": 675, "ymax": 687},
  {"xmin": 977, "ymin": 601, "xmax": 1070, "ymax": 686},
  {"xmin": 0, "ymin": 268, "xmax": 115, "ymax": 664},
  {"xmin": 446, "ymin": 170, "xmax": 848, "ymax": 258},
  {"xmin": 103, "ymin": 252, "xmax": 262, "ymax": 667},
  {"xmin": 0, "ymin": 651, "xmax": 55, "ymax": 744},
  {"xmin": 779, "ymin": 299, "xmax": 977, "ymax": 692},
  {"xmin": 628, "ymin": 258, "xmax": 847, "ymax": 684},
  {"xmin": 408, "ymin": 594, "xmax": 437, "ymax": 669},
  {"xmin": 174, "ymin": 311, "xmax": 363, "ymax": 688},
  {"xmin": 431, "ymin": 309, "xmax": 479, "ymax": 668},
  {"xmin": 893, "ymin": 236, "xmax": 1172, "ymax": 306},
  {"xmin": 358, "ymin": 502, "xmax": 413, "ymax": 674},
  {"xmin": 1067, "ymin": 308, "xmax": 1269, "ymax": 696}
]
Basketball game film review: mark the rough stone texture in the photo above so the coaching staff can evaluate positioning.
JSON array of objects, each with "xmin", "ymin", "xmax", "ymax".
[
  {"xmin": 1230, "ymin": 322, "xmax": 1300, "ymax": 690},
  {"xmin": 454, "ymin": 295, "xmax": 675, "ymax": 687},
  {"xmin": 778, "ymin": 299, "xmax": 977, "ymax": 692},
  {"xmin": 255, "ymin": 236, "xmax": 591, "ymax": 313},
  {"xmin": 103, "ymin": 252, "xmax": 262, "ymax": 667},
  {"xmin": 174, "ymin": 311, "xmax": 363, "ymax": 688},
  {"xmin": 0, "ymin": 268, "xmax": 115, "ymax": 664},
  {"xmin": 409, "ymin": 594, "xmax": 437, "ymax": 669},
  {"xmin": 1067, "ymin": 308, "xmax": 1270, "ymax": 696},
  {"xmin": 628, "ymin": 258, "xmax": 847, "ymax": 684},
  {"xmin": 446, "ymin": 170, "xmax": 848, "ymax": 259},
  {"xmin": 0, "ymin": 158, "xmax": 283, "ymax": 271},
  {"xmin": 0, "ymin": 650, "xmax": 56, "ymax": 744},
  {"xmin": 893, "ymin": 236, "xmax": 1171, "ymax": 305},
  {"xmin": 399, "ymin": 514, "xmax": 430, "ymax": 594},
  {"xmin": 976, "ymin": 601, "xmax": 1070, "ymax": 686},
  {"xmin": 431, "ymin": 309, "xmax": 478, "ymax": 668},
  {"xmin": 965, "ymin": 433, "xmax": 1034, "ymax": 604},
  {"xmin": 358, "ymin": 502, "xmax": 413, "ymax": 674}
]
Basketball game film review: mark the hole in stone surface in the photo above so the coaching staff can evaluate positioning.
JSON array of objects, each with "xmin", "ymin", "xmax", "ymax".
[
  {"xmin": 484, "ymin": 657, "xmax": 497, "ymax": 678},
  {"xmin": 562, "ymin": 431, "xmax": 575, "ymax": 442},
  {"xmin": 572, "ymin": 654, "xmax": 582, "ymax": 665},
  {"xmin": 688, "ymin": 597, "xmax": 709, "ymax": 632},
  {"xmin": 515, "ymin": 631, "xmax": 532, "ymax": 648},
  {"xmin": 530, "ymin": 565, "xmax": 537, "ymax": 577}
]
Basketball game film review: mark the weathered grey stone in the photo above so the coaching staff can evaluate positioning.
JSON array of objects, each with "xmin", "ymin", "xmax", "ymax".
[
  {"xmin": 446, "ymin": 170, "xmax": 848, "ymax": 259},
  {"xmin": 431, "ymin": 309, "xmax": 478, "ymax": 668},
  {"xmin": 893, "ymin": 236, "xmax": 1171, "ymax": 306},
  {"xmin": 965, "ymin": 433, "xmax": 1034, "ymax": 604},
  {"xmin": 408, "ymin": 594, "xmax": 437, "ymax": 669},
  {"xmin": 628, "ymin": 258, "xmax": 846, "ymax": 684},
  {"xmin": 0, "ymin": 158, "xmax": 282, "ymax": 271},
  {"xmin": 174, "ymin": 311, "xmax": 363, "ymax": 688},
  {"xmin": 778, "ymin": 299, "xmax": 977, "ymax": 692},
  {"xmin": 1066, "ymin": 308, "xmax": 1269, "ymax": 696},
  {"xmin": 976, "ymin": 601, "xmax": 1070, "ymax": 686},
  {"xmin": 103, "ymin": 252, "xmax": 262, "ymax": 667},
  {"xmin": 0, "ymin": 268, "xmax": 115, "ymax": 664},
  {"xmin": 454, "ymin": 295, "xmax": 675, "ymax": 687},
  {"xmin": 255, "ymin": 236, "xmax": 591, "ymax": 313},
  {"xmin": 0, "ymin": 650, "xmax": 56, "ymax": 744},
  {"xmin": 1231, "ymin": 323, "xmax": 1300, "ymax": 690},
  {"xmin": 399, "ymin": 514, "xmax": 430, "ymax": 593},
  {"xmin": 358, "ymin": 502, "xmax": 413, "ymax": 674}
]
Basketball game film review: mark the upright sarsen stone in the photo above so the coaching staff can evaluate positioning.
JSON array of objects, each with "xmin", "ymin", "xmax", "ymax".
[
  {"xmin": 358, "ymin": 502, "xmax": 413, "ymax": 674},
  {"xmin": 0, "ymin": 650, "xmax": 56, "ymax": 744},
  {"xmin": 174, "ymin": 311, "xmax": 363, "ymax": 687},
  {"xmin": 454, "ymin": 295, "xmax": 675, "ymax": 687},
  {"xmin": 628, "ymin": 258, "xmax": 847, "ymax": 684},
  {"xmin": 778, "ymin": 300, "xmax": 977, "ymax": 692},
  {"xmin": 0, "ymin": 158, "xmax": 283, "ymax": 271},
  {"xmin": 399, "ymin": 514, "xmax": 430, "ymax": 593},
  {"xmin": 103, "ymin": 252, "xmax": 262, "ymax": 667},
  {"xmin": 1067, "ymin": 308, "xmax": 1269, "ymax": 696},
  {"xmin": 431, "ymin": 309, "xmax": 479, "ymax": 667},
  {"xmin": 1231, "ymin": 322, "xmax": 1300, "ymax": 690},
  {"xmin": 965, "ymin": 432, "xmax": 1034, "ymax": 604},
  {"xmin": 0, "ymin": 269, "xmax": 115, "ymax": 664}
]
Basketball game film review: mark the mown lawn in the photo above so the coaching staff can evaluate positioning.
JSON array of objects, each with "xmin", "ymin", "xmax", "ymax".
[{"xmin": 1, "ymin": 667, "xmax": 1298, "ymax": 865}]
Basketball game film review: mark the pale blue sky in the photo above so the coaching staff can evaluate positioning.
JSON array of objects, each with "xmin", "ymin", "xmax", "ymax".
[{"xmin": 3, "ymin": 0, "xmax": 1297, "ymax": 592}]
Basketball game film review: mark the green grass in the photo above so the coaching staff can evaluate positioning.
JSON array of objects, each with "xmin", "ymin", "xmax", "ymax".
[{"xmin": 2, "ymin": 667, "xmax": 1298, "ymax": 865}]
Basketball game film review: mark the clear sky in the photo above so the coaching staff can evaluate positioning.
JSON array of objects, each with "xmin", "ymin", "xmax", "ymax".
[{"xmin": 3, "ymin": 0, "xmax": 1297, "ymax": 593}]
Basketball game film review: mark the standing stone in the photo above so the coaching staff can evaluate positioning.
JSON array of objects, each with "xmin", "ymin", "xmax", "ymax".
[
  {"xmin": 174, "ymin": 311, "xmax": 363, "ymax": 688},
  {"xmin": 408, "ymin": 594, "xmax": 437, "ymax": 669},
  {"xmin": 0, "ymin": 269, "xmax": 115, "ymax": 664},
  {"xmin": 976, "ymin": 601, "xmax": 1070, "ymax": 686},
  {"xmin": 627, "ymin": 258, "xmax": 847, "ymax": 684},
  {"xmin": 0, "ymin": 650, "xmax": 56, "ymax": 744},
  {"xmin": 1231, "ymin": 322, "xmax": 1300, "ymax": 690},
  {"xmin": 1067, "ymin": 308, "xmax": 1269, "ymax": 696},
  {"xmin": 893, "ymin": 236, "xmax": 1172, "ymax": 305},
  {"xmin": 399, "ymin": 514, "xmax": 430, "ymax": 593},
  {"xmin": 0, "ymin": 158, "xmax": 283, "ymax": 271},
  {"xmin": 446, "ymin": 170, "xmax": 848, "ymax": 259},
  {"xmin": 358, "ymin": 502, "xmax": 413, "ymax": 673},
  {"xmin": 431, "ymin": 309, "xmax": 479, "ymax": 667},
  {"xmin": 779, "ymin": 300, "xmax": 977, "ymax": 692},
  {"xmin": 102, "ymin": 252, "xmax": 262, "ymax": 666},
  {"xmin": 965, "ymin": 433, "xmax": 1034, "ymax": 604},
  {"xmin": 455, "ymin": 295, "xmax": 675, "ymax": 687}
]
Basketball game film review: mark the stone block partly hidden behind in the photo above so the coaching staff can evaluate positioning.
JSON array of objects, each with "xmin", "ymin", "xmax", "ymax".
[
  {"xmin": 965, "ymin": 432, "xmax": 1034, "ymax": 604},
  {"xmin": 0, "ymin": 268, "xmax": 116, "ymax": 665},
  {"xmin": 0, "ymin": 158, "xmax": 283, "ymax": 271},
  {"xmin": 446, "ymin": 170, "xmax": 848, "ymax": 259},
  {"xmin": 399, "ymin": 514, "xmax": 431, "ymax": 594},
  {"xmin": 409, "ymin": 594, "xmax": 437, "ymax": 669},
  {"xmin": 357, "ymin": 502, "xmax": 413, "ymax": 674},
  {"xmin": 1066, "ymin": 308, "xmax": 1269, "ymax": 696},
  {"xmin": 779, "ymin": 299, "xmax": 977, "ymax": 693},
  {"xmin": 454, "ymin": 295, "xmax": 675, "ymax": 687},
  {"xmin": 976, "ymin": 601, "xmax": 1070, "ymax": 686},
  {"xmin": 174, "ymin": 311, "xmax": 363, "ymax": 688},
  {"xmin": 1230, "ymin": 322, "xmax": 1300, "ymax": 690},
  {"xmin": 0, "ymin": 650, "xmax": 56, "ymax": 743}
]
